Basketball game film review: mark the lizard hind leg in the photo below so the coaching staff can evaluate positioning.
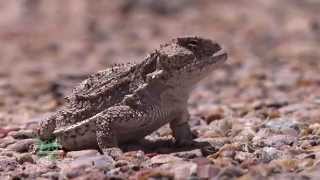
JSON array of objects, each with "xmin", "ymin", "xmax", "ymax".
[
  {"xmin": 95, "ymin": 105, "xmax": 144, "ymax": 160},
  {"xmin": 38, "ymin": 114, "xmax": 58, "ymax": 140},
  {"xmin": 95, "ymin": 114, "xmax": 123, "ymax": 160}
]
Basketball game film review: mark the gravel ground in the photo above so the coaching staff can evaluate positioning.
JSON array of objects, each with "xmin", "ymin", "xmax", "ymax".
[{"xmin": 0, "ymin": 0, "xmax": 320, "ymax": 179}]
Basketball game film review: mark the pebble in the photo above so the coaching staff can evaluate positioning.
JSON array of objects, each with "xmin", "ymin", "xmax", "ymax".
[
  {"xmin": 0, "ymin": 137, "xmax": 16, "ymax": 148},
  {"xmin": 37, "ymin": 157, "xmax": 58, "ymax": 170},
  {"xmin": 171, "ymin": 149, "xmax": 202, "ymax": 159},
  {"xmin": 270, "ymin": 159, "xmax": 299, "ymax": 172},
  {"xmin": 160, "ymin": 161, "xmax": 198, "ymax": 179},
  {"xmin": 68, "ymin": 154, "xmax": 114, "ymax": 170},
  {"xmin": 132, "ymin": 169, "xmax": 174, "ymax": 180},
  {"xmin": 66, "ymin": 149, "xmax": 100, "ymax": 159},
  {"xmin": 263, "ymin": 134, "xmax": 297, "ymax": 148},
  {"xmin": 216, "ymin": 166, "xmax": 244, "ymax": 179},
  {"xmin": 234, "ymin": 151, "xmax": 256, "ymax": 162},
  {"xmin": 41, "ymin": 171, "xmax": 60, "ymax": 180},
  {"xmin": 208, "ymin": 119, "xmax": 233, "ymax": 136},
  {"xmin": 59, "ymin": 155, "xmax": 114, "ymax": 179},
  {"xmin": 8, "ymin": 129, "xmax": 37, "ymax": 139},
  {"xmin": 6, "ymin": 139, "xmax": 37, "ymax": 153},
  {"xmin": 264, "ymin": 118, "xmax": 302, "ymax": 135},
  {"xmin": 149, "ymin": 154, "xmax": 183, "ymax": 165},
  {"xmin": 197, "ymin": 164, "xmax": 220, "ymax": 179},
  {"xmin": 255, "ymin": 147, "xmax": 283, "ymax": 163},
  {"xmin": 17, "ymin": 153, "xmax": 35, "ymax": 164},
  {"xmin": 106, "ymin": 167, "xmax": 130, "ymax": 179},
  {"xmin": 0, "ymin": 156, "xmax": 18, "ymax": 171},
  {"xmin": 0, "ymin": 127, "xmax": 20, "ymax": 138},
  {"xmin": 199, "ymin": 105, "xmax": 225, "ymax": 124},
  {"xmin": 17, "ymin": 162, "xmax": 49, "ymax": 178},
  {"xmin": 0, "ymin": 149, "xmax": 18, "ymax": 157}
]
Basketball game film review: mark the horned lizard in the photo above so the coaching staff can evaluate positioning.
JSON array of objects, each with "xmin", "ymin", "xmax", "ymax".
[{"xmin": 38, "ymin": 37, "xmax": 227, "ymax": 159}]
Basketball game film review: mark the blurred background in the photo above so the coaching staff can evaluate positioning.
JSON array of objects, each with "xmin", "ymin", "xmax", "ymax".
[{"xmin": 0, "ymin": 0, "xmax": 319, "ymax": 127}]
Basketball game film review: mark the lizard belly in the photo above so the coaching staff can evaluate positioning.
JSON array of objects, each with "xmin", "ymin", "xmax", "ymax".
[
  {"xmin": 55, "ymin": 120, "xmax": 99, "ymax": 150},
  {"xmin": 57, "ymin": 131, "xmax": 98, "ymax": 151},
  {"xmin": 117, "ymin": 106, "xmax": 172, "ymax": 143}
]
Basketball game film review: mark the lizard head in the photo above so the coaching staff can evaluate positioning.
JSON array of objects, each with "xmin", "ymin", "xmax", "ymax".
[{"xmin": 144, "ymin": 37, "xmax": 227, "ymax": 88}]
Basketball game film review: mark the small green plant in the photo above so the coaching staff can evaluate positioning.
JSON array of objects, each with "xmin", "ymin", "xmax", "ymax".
[{"xmin": 36, "ymin": 138, "xmax": 62, "ymax": 160}]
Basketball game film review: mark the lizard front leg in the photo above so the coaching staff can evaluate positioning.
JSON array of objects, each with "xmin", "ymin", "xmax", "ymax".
[
  {"xmin": 170, "ymin": 109, "xmax": 213, "ymax": 156},
  {"xmin": 170, "ymin": 109, "xmax": 195, "ymax": 146}
]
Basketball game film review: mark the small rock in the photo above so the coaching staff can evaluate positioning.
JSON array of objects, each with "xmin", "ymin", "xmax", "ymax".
[
  {"xmin": 41, "ymin": 171, "xmax": 60, "ymax": 180},
  {"xmin": 263, "ymin": 134, "xmax": 297, "ymax": 148},
  {"xmin": 38, "ymin": 157, "xmax": 58, "ymax": 169},
  {"xmin": 0, "ymin": 149, "xmax": 18, "ymax": 157},
  {"xmin": 17, "ymin": 162, "xmax": 49, "ymax": 178},
  {"xmin": 201, "ymin": 145, "xmax": 219, "ymax": 157},
  {"xmin": 160, "ymin": 161, "xmax": 198, "ymax": 179},
  {"xmin": 271, "ymin": 173, "xmax": 311, "ymax": 180},
  {"xmin": 279, "ymin": 103, "xmax": 308, "ymax": 114},
  {"xmin": 106, "ymin": 167, "xmax": 129, "ymax": 179},
  {"xmin": 69, "ymin": 155, "xmax": 114, "ymax": 170},
  {"xmin": 255, "ymin": 147, "xmax": 283, "ymax": 163},
  {"xmin": 0, "ymin": 137, "xmax": 16, "ymax": 148},
  {"xmin": 264, "ymin": 118, "xmax": 302, "ymax": 135},
  {"xmin": 234, "ymin": 151, "xmax": 256, "ymax": 162},
  {"xmin": 123, "ymin": 150, "xmax": 145, "ymax": 160},
  {"xmin": 204, "ymin": 106, "xmax": 225, "ymax": 124},
  {"xmin": 314, "ymin": 96, "xmax": 320, "ymax": 105},
  {"xmin": 197, "ymin": 164, "xmax": 220, "ymax": 179},
  {"xmin": 66, "ymin": 149, "xmax": 100, "ymax": 159},
  {"xmin": 120, "ymin": 0, "xmax": 194, "ymax": 15},
  {"xmin": 171, "ymin": 149, "xmax": 202, "ymax": 159},
  {"xmin": 17, "ymin": 153, "xmax": 35, "ymax": 164},
  {"xmin": 9, "ymin": 129, "xmax": 37, "ymax": 139},
  {"xmin": 60, "ymin": 155, "xmax": 114, "ymax": 179},
  {"xmin": 251, "ymin": 99, "xmax": 288, "ymax": 110},
  {"xmin": 6, "ymin": 139, "xmax": 36, "ymax": 153},
  {"xmin": 217, "ymin": 167, "xmax": 243, "ymax": 179},
  {"xmin": 252, "ymin": 128, "xmax": 273, "ymax": 146},
  {"xmin": 195, "ymin": 137, "xmax": 230, "ymax": 149},
  {"xmin": 232, "ymin": 127, "xmax": 256, "ymax": 143},
  {"xmin": 214, "ymin": 144, "xmax": 241, "ymax": 159},
  {"xmin": 114, "ymin": 159, "xmax": 130, "ymax": 168},
  {"xmin": 149, "ymin": 154, "xmax": 183, "ymax": 165},
  {"xmin": 0, "ymin": 156, "xmax": 18, "ymax": 171},
  {"xmin": 0, "ymin": 127, "xmax": 20, "ymax": 138},
  {"xmin": 132, "ymin": 169, "xmax": 174, "ymax": 180},
  {"xmin": 271, "ymin": 159, "xmax": 299, "ymax": 172},
  {"xmin": 208, "ymin": 119, "xmax": 233, "ymax": 136},
  {"xmin": 192, "ymin": 157, "xmax": 211, "ymax": 166},
  {"xmin": 80, "ymin": 169, "xmax": 111, "ymax": 180}
]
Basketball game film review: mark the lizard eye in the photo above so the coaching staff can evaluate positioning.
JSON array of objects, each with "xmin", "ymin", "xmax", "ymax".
[
  {"xmin": 157, "ymin": 54, "xmax": 194, "ymax": 71},
  {"xmin": 186, "ymin": 40, "xmax": 199, "ymax": 48}
]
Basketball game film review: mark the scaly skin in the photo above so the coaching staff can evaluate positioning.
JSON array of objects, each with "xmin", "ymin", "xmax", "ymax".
[{"xmin": 38, "ymin": 37, "xmax": 228, "ymax": 159}]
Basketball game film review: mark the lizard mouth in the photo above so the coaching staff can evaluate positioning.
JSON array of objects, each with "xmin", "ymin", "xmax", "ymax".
[
  {"xmin": 178, "ymin": 48, "xmax": 227, "ymax": 73},
  {"xmin": 205, "ymin": 48, "xmax": 228, "ymax": 66}
]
